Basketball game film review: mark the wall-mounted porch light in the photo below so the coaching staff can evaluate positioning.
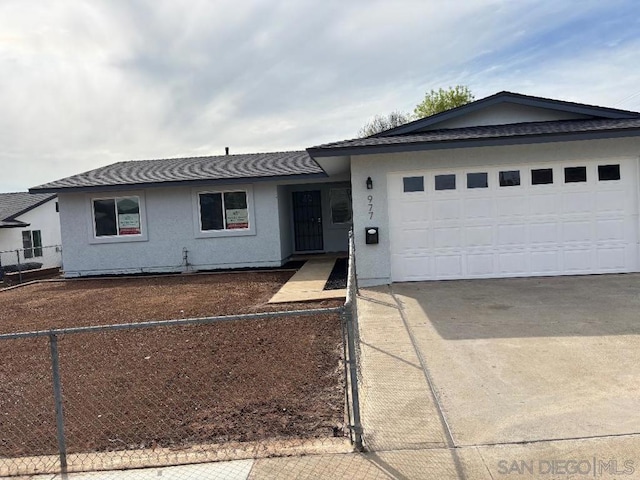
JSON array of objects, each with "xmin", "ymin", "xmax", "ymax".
[{"xmin": 366, "ymin": 177, "xmax": 373, "ymax": 190}]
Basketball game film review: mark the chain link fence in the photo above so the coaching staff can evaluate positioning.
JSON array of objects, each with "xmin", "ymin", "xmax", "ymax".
[
  {"xmin": 0, "ymin": 235, "xmax": 364, "ymax": 477},
  {"xmin": 0, "ymin": 245, "xmax": 62, "ymax": 284}
]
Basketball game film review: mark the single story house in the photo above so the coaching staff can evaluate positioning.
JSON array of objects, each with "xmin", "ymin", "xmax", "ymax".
[
  {"xmin": 30, "ymin": 152, "xmax": 352, "ymax": 277},
  {"xmin": 31, "ymin": 92, "xmax": 640, "ymax": 286},
  {"xmin": 0, "ymin": 192, "xmax": 61, "ymax": 269}
]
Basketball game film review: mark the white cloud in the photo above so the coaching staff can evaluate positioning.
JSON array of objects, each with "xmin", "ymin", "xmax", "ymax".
[{"xmin": 0, "ymin": 0, "xmax": 638, "ymax": 191}]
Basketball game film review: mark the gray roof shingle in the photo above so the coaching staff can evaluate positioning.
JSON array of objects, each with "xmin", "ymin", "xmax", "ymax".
[
  {"xmin": 0, "ymin": 192, "xmax": 56, "ymax": 228},
  {"xmin": 30, "ymin": 151, "xmax": 325, "ymax": 193},
  {"xmin": 309, "ymin": 118, "xmax": 640, "ymax": 155}
]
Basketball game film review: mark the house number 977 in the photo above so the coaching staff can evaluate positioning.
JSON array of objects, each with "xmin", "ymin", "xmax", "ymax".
[{"xmin": 367, "ymin": 195, "xmax": 374, "ymax": 220}]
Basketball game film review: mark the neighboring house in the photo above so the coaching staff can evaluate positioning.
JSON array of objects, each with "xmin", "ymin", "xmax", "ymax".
[
  {"xmin": 29, "ymin": 152, "xmax": 352, "ymax": 277},
  {"xmin": 0, "ymin": 192, "xmax": 61, "ymax": 269},
  {"xmin": 30, "ymin": 91, "xmax": 640, "ymax": 285}
]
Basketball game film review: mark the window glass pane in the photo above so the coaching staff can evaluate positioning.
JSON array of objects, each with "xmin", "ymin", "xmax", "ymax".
[
  {"xmin": 116, "ymin": 197, "xmax": 141, "ymax": 235},
  {"xmin": 598, "ymin": 164, "xmax": 620, "ymax": 181},
  {"xmin": 22, "ymin": 231, "xmax": 33, "ymax": 259},
  {"xmin": 467, "ymin": 172, "xmax": 488, "ymax": 189},
  {"xmin": 403, "ymin": 176, "xmax": 424, "ymax": 192},
  {"xmin": 32, "ymin": 230, "xmax": 43, "ymax": 257},
  {"xmin": 499, "ymin": 170, "xmax": 520, "ymax": 187},
  {"xmin": 564, "ymin": 166, "xmax": 587, "ymax": 183},
  {"xmin": 331, "ymin": 188, "xmax": 352, "ymax": 224},
  {"xmin": 224, "ymin": 191, "xmax": 249, "ymax": 229},
  {"xmin": 200, "ymin": 193, "xmax": 224, "ymax": 230},
  {"xmin": 94, "ymin": 199, "xmax": 117, "ymax": 237},
  {"xmin": 531, "ymin": 168, "xmax": 553, "ymax": 185},
  {"xmin": 435, "ymin": 174, "xmax": 456, "ymax": 191}
]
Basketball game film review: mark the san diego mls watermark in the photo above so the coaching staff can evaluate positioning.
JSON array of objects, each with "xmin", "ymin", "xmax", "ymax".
[{"xmin": 497, "ymin": 458, "xmax": 635, "ymax": 477}]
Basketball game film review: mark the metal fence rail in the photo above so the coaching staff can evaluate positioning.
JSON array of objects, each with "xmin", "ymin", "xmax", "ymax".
[
  {"xmin": 344, "ymin": 229, "xmax": 363, "ymax": 451},
  {"xmin": 0, "ymin": 236, "xmax": 365, "ymax": 476},
  {"xmin": 0, "ymin": 245, "xmax": 62, "ymax": 283}
]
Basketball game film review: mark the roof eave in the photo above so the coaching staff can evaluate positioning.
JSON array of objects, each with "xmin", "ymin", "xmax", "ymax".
[
  {"xmin": 0, "ymin": 221, "xmax": 30, "ymax": 229},
  {"xmin": 308, "ymin": 128, "xmax": 640, "ymax": 158},
  {"xmin": 29, "ymin": 172, "xmax": 328, "ymax": 194}
]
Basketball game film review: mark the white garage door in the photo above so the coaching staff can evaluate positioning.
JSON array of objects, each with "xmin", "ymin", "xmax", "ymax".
[{"xmin": 389, "ymin": 160, "xmax": 639, "ymax": 281}]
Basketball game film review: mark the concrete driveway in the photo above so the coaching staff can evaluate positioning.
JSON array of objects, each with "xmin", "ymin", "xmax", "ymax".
[{"xmin": 390, "ymin": 273, "xmax": 640, "ymax": 446}]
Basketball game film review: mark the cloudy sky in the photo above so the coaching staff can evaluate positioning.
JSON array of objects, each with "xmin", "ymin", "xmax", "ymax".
[{"xmin": 1, "ymin": 0, "xmax": 639, "ymax": 192}]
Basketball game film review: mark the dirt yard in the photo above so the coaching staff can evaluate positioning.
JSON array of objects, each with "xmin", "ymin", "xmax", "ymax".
[{"xmin": 0, "ymin": 272, "xmax": 344, "ymax": 457}]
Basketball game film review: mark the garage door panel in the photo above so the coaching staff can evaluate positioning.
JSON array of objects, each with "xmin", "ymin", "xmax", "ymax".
[
  {"xmin": 562, "ymin": 221, "xmax": 593, "ymax": 243},
  {"xmin": 498, "ymin": 252, "xmax": 528, "ymax": 274},
  {"xmin": 467, "ymin": 254, "xmax": 494, "ymax": 275},
  {"xmin": 596, "ymin": 219, "xmax": 625, "ymax": 241},
  {"xmin": 399, "ymin": 203, "xmax": 429, "ymax": 223},
  {"xmin": 388, "ymin": 159, "xmax": 638, "ymax": 282},
  {"xmin": 562, "ymin": 192, "xmax": 593, "ymax": 213},
  {"xmin": 497, "ymin": 224, "xmax": 527, "ymax": 245},
  {"xmin": 563, "ymin": 249, "xmax": 593, "ymax": 271},
  {"xmin": 465, "ymin": 226, "xmax": 493, "ymax": 247},
  {"xmin": 464, "ymin": 197, "xmax": 493, "ymax": 218},
  {"xmin": 435, "ymin": 255, "xmax": 462, "ymax": 277},
  {"xmin": 597, "ymin": 247, "xmax": 626, "ymax": 270},
  {"xmin": 433, "ymin": 199, "xmax": 461, "ymax": 220},
  {"xmin": 394, "ymin": 228, "xmax": 429, "ymax": 253},
  {"xmin": 530, "ymin": 250, "xmax": 559, "ymax": 273},
  {"xmin": 434, "ymin": 227, "xmax": 462, "ymax": 248},
  {"xmin": 497, "ymin": 196, "xmax": 528, "ymax": 217},
  {"xmin": 596, "ymin": 190, "xmax": 627, "ymax": 212},
  {"xmin": 529, "ymin": 223, "xmax": 558, "ymax": 244},
  {"xmin": 393, "ymin": 255, "xmax": 431, "ymax": 279},
  {"xmin": 529, "ymin": 194, "xmax": 559, "ymax": 216}
]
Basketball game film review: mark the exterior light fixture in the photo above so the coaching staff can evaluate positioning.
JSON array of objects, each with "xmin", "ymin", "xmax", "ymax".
[{"xmin": 366, "ymin": 177, "xmax": 373, "ymax": 189}]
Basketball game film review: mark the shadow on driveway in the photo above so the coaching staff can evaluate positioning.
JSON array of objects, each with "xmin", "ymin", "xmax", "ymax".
[{"xmin": 394, "ymin": 273, "xmax": 640, "ymax": 340}]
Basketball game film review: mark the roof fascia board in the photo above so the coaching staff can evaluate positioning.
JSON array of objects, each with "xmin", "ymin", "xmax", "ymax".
[
  {"xmin": 308, "ymin": 129, "xmax": 640, "ymax": 158},
  {"xmin": 29, "ymin": 172, "xmax": 328, "ymax": 194},
  {"xmin": 376, "ymin": 92, "xmax": 639, "ymax": 137},
  {"xmin": 0, "ymin": 221, "xmax": 30, "ymax": 229}
]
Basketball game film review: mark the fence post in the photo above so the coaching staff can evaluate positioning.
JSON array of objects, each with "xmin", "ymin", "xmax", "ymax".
[
  {"xmin": 343, "ymin": 305, "xmax": 364, "ymax": 451},
  {"xmin": 349, "ymin": 230, "xmax": 359, "ymax": 295},
  {"xmin": 49, "ymin": 333, "xmax": 68, "ymax": 471},
  {"xmin": 16, "ymin": 250, "xmax": 22, "ymax": 284}
]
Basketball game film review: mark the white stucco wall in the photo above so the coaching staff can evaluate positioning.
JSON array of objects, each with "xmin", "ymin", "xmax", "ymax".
[
  {"xmin": 277, "ymin": 184, "xmax": 293, "ymax": 260},
  {"xmin": 58, "ymin": 183, "xmax": 284, "ymax": 276},
  {"xmin": 0, "ymin": 198, "xmax": 62, "ymax": 269},
  {"xmin": 350, "ymin": 137, "xmax": 640, "ymax": 286}
]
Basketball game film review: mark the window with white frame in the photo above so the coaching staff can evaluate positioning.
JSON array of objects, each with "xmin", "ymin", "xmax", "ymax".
[
  {"xmin": 93, "ymin": 196, "xmax": 142, "ymax": 237},
  {"xmin": 198, "ymin": 190, "xmax": 250, "ymax": 231},
  {"xmin": 330, "ymin": 188, "xmax": 352, "ymax": 224},
  {"xmin": 22, "ymin": 230, "xmax": 42, "ymax": 258}
]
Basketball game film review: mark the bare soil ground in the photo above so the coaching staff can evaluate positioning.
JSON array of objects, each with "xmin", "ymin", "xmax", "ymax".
[{"xmin": 0, "ymin": 272, "xmax": 344, "ymax": 457}]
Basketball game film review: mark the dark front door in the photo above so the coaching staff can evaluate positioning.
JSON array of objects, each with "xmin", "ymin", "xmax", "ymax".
[{"xmin": 292, "ymin": 190, "xmax": 324, "ymax": 251}]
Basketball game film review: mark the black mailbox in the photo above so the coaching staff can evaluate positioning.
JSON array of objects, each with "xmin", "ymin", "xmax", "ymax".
[{"xmin": 365, "ymin": 227, "xmax": 379, "ymax": 245}]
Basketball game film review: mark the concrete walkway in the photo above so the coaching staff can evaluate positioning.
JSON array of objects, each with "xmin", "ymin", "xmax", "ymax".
[{"xmin": 268, "ymin": 257, "xmax": 346, "ymax": 303}]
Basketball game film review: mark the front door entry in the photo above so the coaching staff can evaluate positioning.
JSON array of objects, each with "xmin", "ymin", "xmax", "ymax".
[{"xmin": 292, "ymin": 190, "xmax": 324, "ymax": 251}]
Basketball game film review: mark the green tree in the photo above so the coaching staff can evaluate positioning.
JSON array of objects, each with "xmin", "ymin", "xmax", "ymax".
[
  {"xmin": 413, "ymin": 85, "xmax": 474, "ymax": 119},
  {"xmin": 357, "ymin": 111, "xmax": 412, "ymax": 138},
  {"xmin": 357, "ymin": 85, "xmax": 475, "ymax": 137}
]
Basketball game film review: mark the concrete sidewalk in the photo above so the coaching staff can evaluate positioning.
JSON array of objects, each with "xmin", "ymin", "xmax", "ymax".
[{"xmin": 28, "ymin": 434, "xmax": 640, "ymax": 479}]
